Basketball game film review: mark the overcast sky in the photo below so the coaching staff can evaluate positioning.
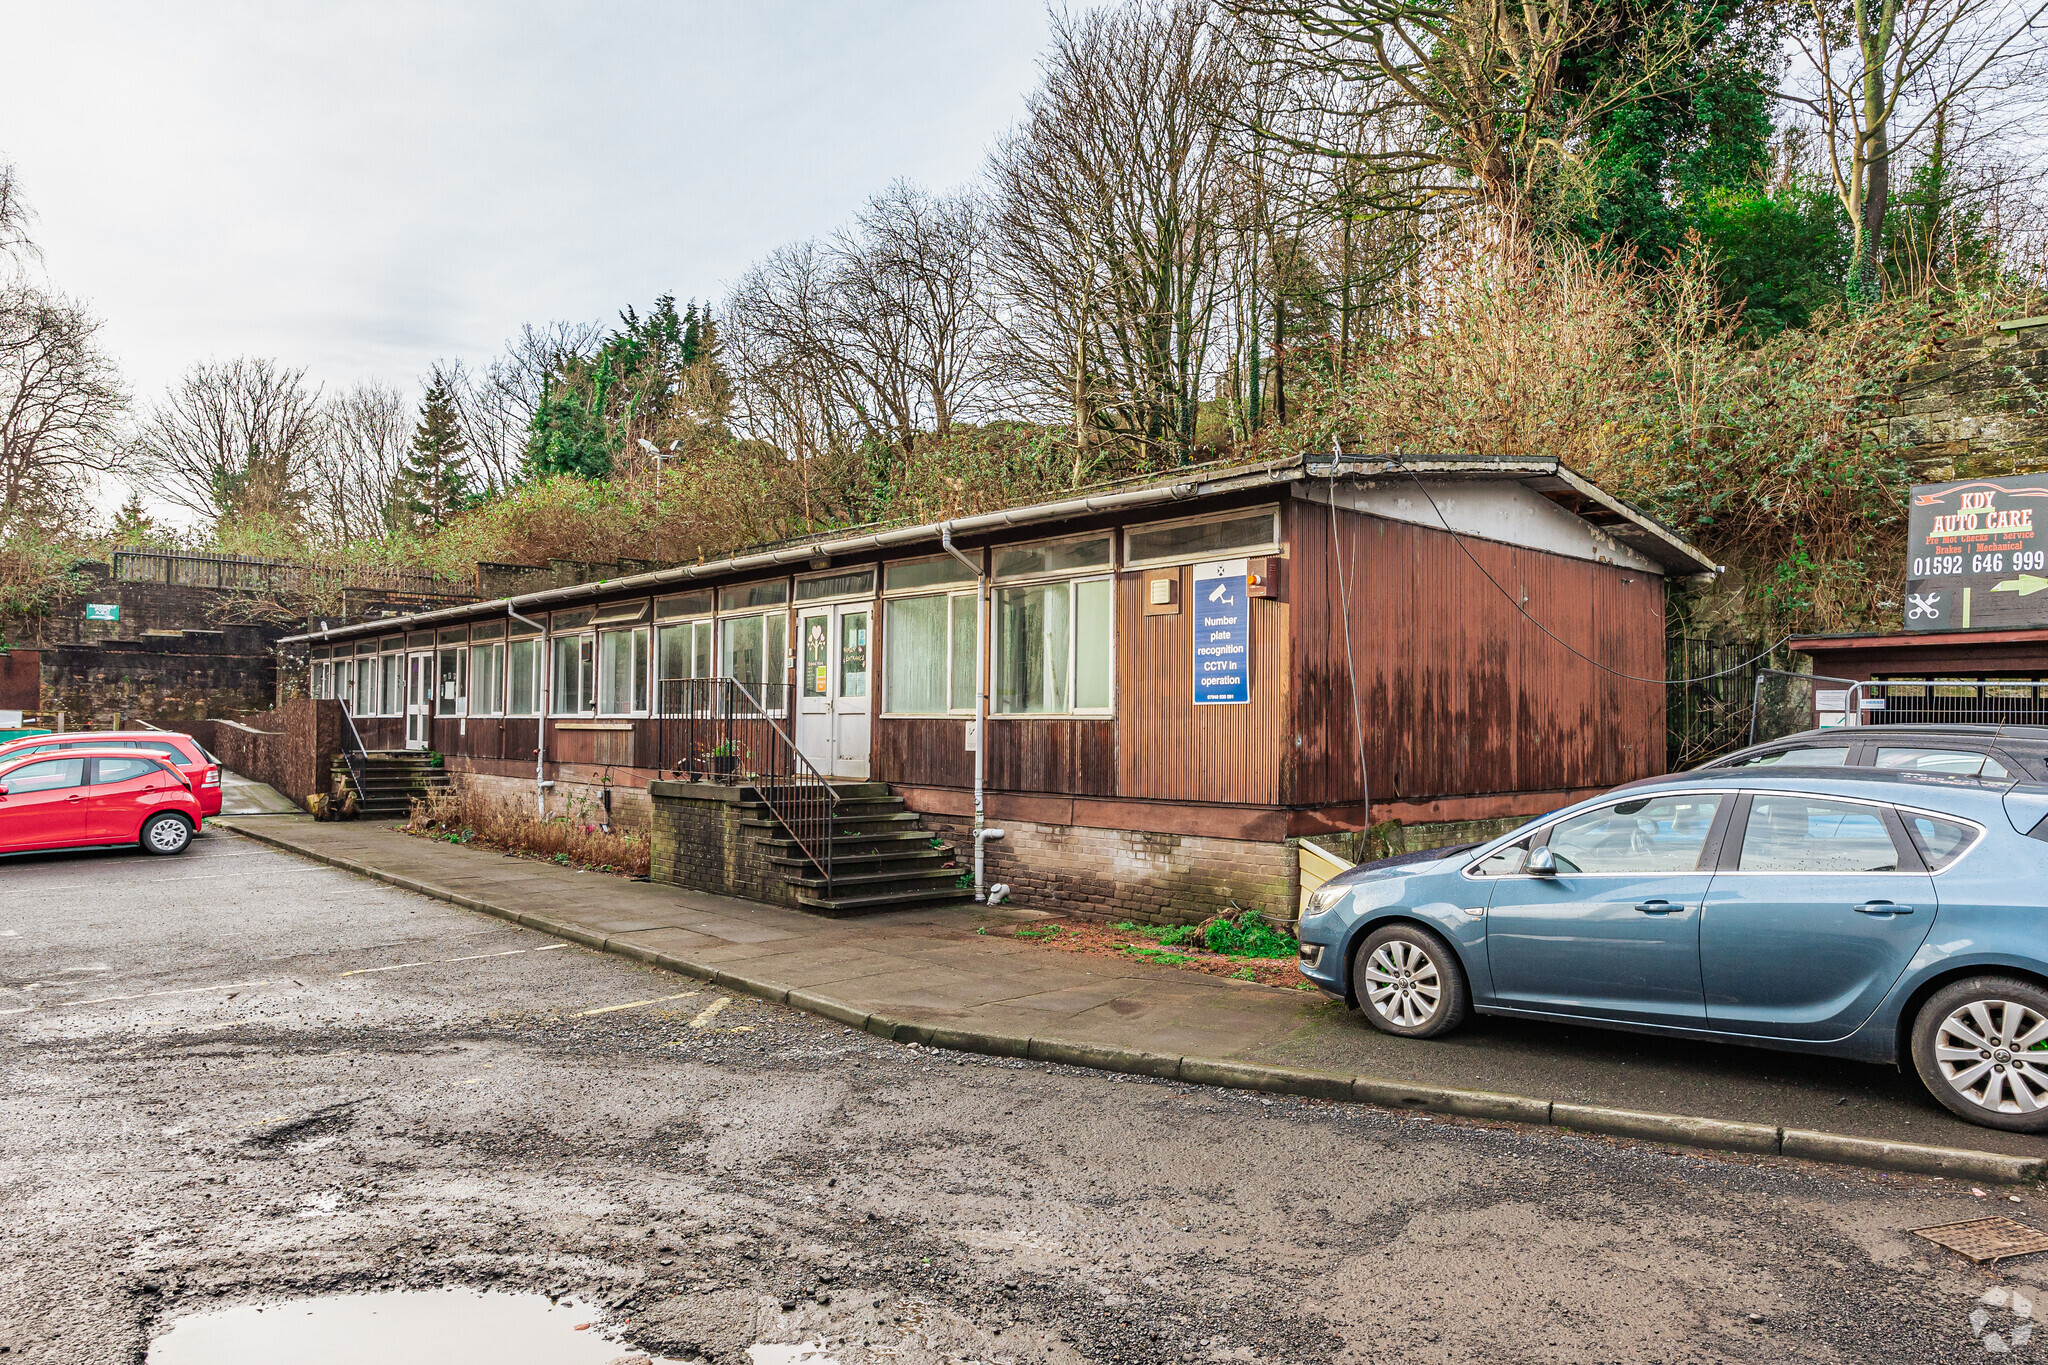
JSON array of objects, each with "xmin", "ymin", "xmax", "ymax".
[{"xmin": 1, "ymin": 1, "xmax": 1059, "ymax": 409}]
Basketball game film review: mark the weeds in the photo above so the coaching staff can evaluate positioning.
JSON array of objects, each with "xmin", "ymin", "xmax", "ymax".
[{"xmin": 404, "ymin": 784, "xmax": 650, "ymax": 878}]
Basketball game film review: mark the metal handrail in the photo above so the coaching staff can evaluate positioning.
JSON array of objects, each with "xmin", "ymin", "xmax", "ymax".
[{"xmin": 336, "ymin": 702, "xmax": 371, "ymax": 807}]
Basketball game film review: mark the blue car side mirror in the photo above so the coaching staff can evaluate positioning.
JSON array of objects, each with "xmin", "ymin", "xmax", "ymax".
[{"xmin": 1526, "ymin": 846, "xmax": 1558, "ymax": 875}]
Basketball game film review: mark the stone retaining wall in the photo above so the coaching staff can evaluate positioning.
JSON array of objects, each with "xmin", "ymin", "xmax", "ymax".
[{"xmin": 648, "ymin": 779, "xmax": 801, "ymax": 909}]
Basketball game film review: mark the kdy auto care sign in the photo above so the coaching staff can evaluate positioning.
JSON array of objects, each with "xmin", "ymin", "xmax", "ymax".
[{"xmin": 1905, "ymin": 475, "xmax": 2048, "ymax": 630}]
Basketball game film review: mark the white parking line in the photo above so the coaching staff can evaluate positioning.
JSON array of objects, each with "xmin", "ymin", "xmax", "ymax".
[
  {"xmin": 337, "ymin": 942, "xmax": 567, "ymax": 978},
  {"xmin": 570, "ymin": 991, "xmax": 699, "ymax": 1018}
]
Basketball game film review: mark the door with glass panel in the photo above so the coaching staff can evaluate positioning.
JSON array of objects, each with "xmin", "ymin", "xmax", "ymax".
[
  {"xmin": 404, "ymin": 653, "xmax": 433, "ymax": 750},
  {"xmin": 795, "ymin": 603, "xmax": 871, "ymax": 779}
]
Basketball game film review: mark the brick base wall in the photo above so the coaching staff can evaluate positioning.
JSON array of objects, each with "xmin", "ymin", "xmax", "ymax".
[
  {"xmin": 447, "ymin": 762, "xmax": 654, "ymax": 835},
  {"xmin": 917, "ymin": 814, "xmax": 1297, "ymax": 926},
  {"xmin": 648, "ymin": 780, "xmax": 800, "ymax": 909}
]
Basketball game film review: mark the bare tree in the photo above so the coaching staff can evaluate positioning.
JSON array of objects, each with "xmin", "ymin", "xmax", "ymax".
[
  {"xmin": 988, "ymin": 0, "xmax": 1241, "ymax": 471},
  {"xmin": 0, "ymin": 285, "xmax": 126, "ymax": 535},
  {"xmin": 1224, "ymin": 0, "xmax": 1705, "ymax": 248},
  {"xmin": 133, "ymin": 358, "xmax": 325, "ymax": 533},
  {"xmin": 1779, "ymin": 0, "xmax": 2048, "ymax": 299},
  {"xmin": 0, "ymin": 162, "xmax": 37, "ymax": 273},
  {"xmin": 306, "ymin": 380, "xmax": 411, "ymax": 544},
  {"xmin": 441, "ymin": 321, "xmax": 604, "ymax": 493}
]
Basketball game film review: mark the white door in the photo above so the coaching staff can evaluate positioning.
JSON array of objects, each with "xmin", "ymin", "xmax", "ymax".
[
  {"xmin": 794, "ymin": 605, "xmax": 871, "ymax": 779},
  {"xmin": 405, "ymin": 653, "xmax": 432, "ymax": 750}
]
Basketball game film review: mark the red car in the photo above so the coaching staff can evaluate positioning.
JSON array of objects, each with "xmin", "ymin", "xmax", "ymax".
[
  {"xmin": 0, "ymin": 730, "xmax": 222, "ymax": 817},
  {"xmin": 0, "ymin": 747, "xmax": 203, "ymax": 857}
]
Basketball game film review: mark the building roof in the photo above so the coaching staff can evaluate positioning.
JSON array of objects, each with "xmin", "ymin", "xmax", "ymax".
[{"xmin": 281, "ymin": 453, "xmax": 1720, "ymax": 646}]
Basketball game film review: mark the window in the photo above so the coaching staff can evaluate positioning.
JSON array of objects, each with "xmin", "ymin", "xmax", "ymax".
[
  {"xmin": 1905, "ymin": 813, "xmax": 1980, "ymax": 871},
  {"xmin": 507, "ymin": 636, "xmax": 541, "ymax": 716},
  {"xmin": 310, "ymin": 656, "xmax": 331, "ymax": 699},
  {"xmin": 719, "ymin": 611, "xmax": 788, "ymax": 699},
  {"xmin": 355, "ymin": 653, "xmax": 377, "ymax": 716},
  {"xmin": 1737, "ymin": 796, "xmax": 1901, "ymax": 873},
  {"xmin": 93, "ymin": 755, "xmax": 165, "ymax": 785},
  {"xmin": 719, "ymin": 580, "xmax": 788, "ymax": 612},
  {"xmin": 436, "ymin": 645, "xmax": 468, "ymax": 717},
  {"xmin": 1125, "ymin": 507, "xmax": 1280, "ymax": 568},
  {"xmin": 550, "ymin": 609, "xmax": 593, "ymax": 633},
  {"xmin": 796, "ymin": 569, "xmax": 876, "ymax": 602},
  {"xmin": 884, "ymin": 592, "xmax": 980, "ymax": 715},
  {"xmin": 380, "ymin": 652, "xmax": 403, "ymax": 715},
  {"xmin": 550, "ymin": 634, "xmax": 595, "ymax": 715},
  {"xmin": 471, "ymin": 642, "xmax": 505, "ymax": 716},
  {"xmin": 885, "ymin": 556, "xmax": 977, "ymax": 592},
  {"xmin": 656, "ymin": 588, "xmax": 714, "ymax": 620},
  {"xmin": 1874, "ymin": 747, "xmax": 2010, "ymax": 778},
  {"xmin": 1544, "ymin": 795, "xmax": 1724, "ymax": 874},
  {"xmin": 591, "ymin": 599, "xmax": 649, "ymax": 627},
  {"xmin": 1722, "ymin": 745, "xmax": 1852, "ymax": 768},
  {"xmin": 3, "ymin": 757, "xmax": 84, "ymax": 793},
  {"xmin": 994, "ymin": 577, "xmax": 1112, "ymax": 714},
  {"xmin": 597, "ymin": 626, "xmax": 651, "ymax": 715},
  {"xmin": 656, "ymin": 617, "xmax": 714, "ymax": 713},
  {"xmin": 993, "ymin": 535, "xmax": 1112, "ymax": 581},
  {"xmin": 1469, "ymin": 838, "xmax": 1532, "ymax": 877}
]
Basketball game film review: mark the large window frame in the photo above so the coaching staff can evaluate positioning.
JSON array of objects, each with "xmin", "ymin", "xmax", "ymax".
[
  {"xmin": 717, "ymin": 578, "xmax": 792, "ymax": 710},
  {"xmin": 549, "ymin": 609, "xmax": 597, "ymax": 717},
  {"xmin": 990, "ymin": 535, "xmax": 1115, "ymax": 718},
  {"xmin": 1123, "ymin": 505, "xmax": 1281, "ymax": 569},
  {"xmin": 881, "ymin": 557, "xmax": 981, "ymax": 718},
  {"xmin": 435, "ymin": 626, "xmax": 470, "ymax": 718},
  {"xmin": 506, "ymin": 619, "xmax": 543, "ymax": 717},
  {"xmin": 469, "ymin": 622, "xmax": 506, "ymax": 718}
]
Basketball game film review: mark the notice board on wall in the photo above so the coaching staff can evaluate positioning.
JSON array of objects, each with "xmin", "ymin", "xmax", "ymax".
[
  {"xmin": 1904, "ymin": 475, "xmax": 2048, "ymax": 631},
  {"xmin": 1192, "ymin": 558, "xmax": 1250, "ymax": 705}
]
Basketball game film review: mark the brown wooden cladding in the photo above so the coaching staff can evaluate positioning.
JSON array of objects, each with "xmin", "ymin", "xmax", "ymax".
[
  {"xmin": 1286, "ymin": 501, "xmax": 1665, "ymax": 808},
  {"xmin": 1115, "ymin": 566, "xmax": 1288, "ymax": 806},
  {"xmin": 876, "ymin": 717, "xmax": 1116, "ymax": 795}
]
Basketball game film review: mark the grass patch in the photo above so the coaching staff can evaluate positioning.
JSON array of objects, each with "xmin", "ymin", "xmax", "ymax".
[{"xmin": 1116, "ymin": 910, "xmax": 1297, "ymax": 959}]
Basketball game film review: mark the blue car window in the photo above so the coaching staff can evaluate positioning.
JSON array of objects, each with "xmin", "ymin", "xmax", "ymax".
[
  {"xmin": 1470, "ymin": 840, "xmax": 1530, "ymax": 876},
  {"xmin": 1544, "ymin": 795, "xmax": 1722, "ymax": 874},
  {"xmin": 1874, "ymin": 747, "xmax": 2009, "ymax": 779},
  {"xmin": 1738, "ymin": 796, "xmax": 1899, "ymax": 872},
  {"xmin": 1905, "ymin": 813, "xmax": 1979, "ymax": 871},
  {"xmin": 1725, "ymin": 746, "xmax": 1851, "ymax": 768}
]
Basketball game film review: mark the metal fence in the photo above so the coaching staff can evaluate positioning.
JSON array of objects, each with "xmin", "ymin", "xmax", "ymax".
[
  {"xmin": 1667, "ymin": 636, "xmax": 1791, "ymax": 767},
  {"xmin": 656, "ymin": 678, "xmax": 840, "ymax": 886},
  {"xmin": 112, "ymin": 548, "xmax": 470, "ymax": 597},
  {"xmin": 1838, "ymin": 679, "xmax": 2048, "ymax": 728}
]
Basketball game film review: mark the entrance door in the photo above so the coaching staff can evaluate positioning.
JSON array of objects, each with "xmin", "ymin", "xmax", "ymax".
[
  {"xmin": 405, "ymin": 653, "xmax": 433, "ymax": 750},
  {"xmin": 794, "ymin": 604, "xmax": 872, "ymax": 779}
]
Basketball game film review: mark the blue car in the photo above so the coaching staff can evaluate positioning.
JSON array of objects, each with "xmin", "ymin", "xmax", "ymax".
[{"xmin": 1296, "ymin": 769, "xmax": 2048, "ymax": 1132}]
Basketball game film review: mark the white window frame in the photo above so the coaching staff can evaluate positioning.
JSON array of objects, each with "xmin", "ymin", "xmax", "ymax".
[
  {"xmin": 505, "ymin": 630, "xmax": 543, "ymax": 717},
  {"xmin": 470, "ymin": 641, "xmax": 506, "ymax": 717},
  {"xmin": 1122, "ymin": 505, "xmax": 1281, "ymax": 569},
  {"xmin": 991, "ymin": 570, "xmax": 1115, "ymax": 718},
  {"xmin": 716, "ymin": 609, "xmax": 789, "ymax": 711},
  {"xmin": 655, "ymin": 615, "xmax": 716, "ymax": 716},
  {"xmin": 596, "ymin": 625, "xmax": 652, "ymax": 717},
  {"xmin": 880, "ymin": 588, "xmax": 981, "ymax": 718},
  {"xmin": 549, "ymin": 631, "xmax": 597, "ymax": 716}
]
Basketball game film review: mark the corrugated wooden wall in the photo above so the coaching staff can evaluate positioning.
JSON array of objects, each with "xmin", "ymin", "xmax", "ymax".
[{"xmin": 1286, "ymin": 500, "xmax": 1666, "ymax": 807}]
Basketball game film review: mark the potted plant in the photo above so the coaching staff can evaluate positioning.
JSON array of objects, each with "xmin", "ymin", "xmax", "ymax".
[{"xmin": 702, "ymin": 740, "xmax": 739, "ymax": 779}]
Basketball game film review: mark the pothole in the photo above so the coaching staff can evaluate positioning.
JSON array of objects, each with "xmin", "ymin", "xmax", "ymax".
[{"xmin": 146, "ymin": 1286, "xmax": 679, "ymax": 1363}]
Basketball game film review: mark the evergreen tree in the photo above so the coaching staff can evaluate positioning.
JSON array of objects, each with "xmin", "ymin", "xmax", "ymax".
[
  {"xmin": 109, "ymin": 492, "xmax": 165, "ymax": 547},
  {"xmin": 396, "ymin": 374, "xmax": 472, "ymax": 528}
]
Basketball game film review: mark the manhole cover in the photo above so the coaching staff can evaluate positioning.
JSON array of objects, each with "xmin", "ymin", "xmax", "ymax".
[{"xmin": 1912, "ymin": 1217, "xmax": 2048, "ymax": 1264}]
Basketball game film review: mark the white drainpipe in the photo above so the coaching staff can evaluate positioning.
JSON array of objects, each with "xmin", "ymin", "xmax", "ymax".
[
  {"xmin": 940, "ymin": 524, "xmax": 1001, "ymax": 900},
  {"xmin": 506, "ymin": 601, "xmax": 549, "ymax": 818}
]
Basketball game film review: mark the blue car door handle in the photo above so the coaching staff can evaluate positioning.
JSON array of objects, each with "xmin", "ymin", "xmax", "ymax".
[
  {"xmin": 1635, "ymin": 899, "xmax": 1683, "ymax": 914},
  {"xmin": 1854, "ymin": 901, "xmax": 1914, "ymax": 915}
]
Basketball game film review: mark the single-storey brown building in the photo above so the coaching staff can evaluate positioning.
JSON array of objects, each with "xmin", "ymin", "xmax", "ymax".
[{"xmin": 282, "ymin": 454, "xmax": 1717, "ymax": 921}]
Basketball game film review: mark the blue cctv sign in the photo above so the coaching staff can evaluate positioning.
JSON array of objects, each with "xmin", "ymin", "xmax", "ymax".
[{"xmin": 1192, "ymin": 558, "xmax": 1250, "ymax": 705}]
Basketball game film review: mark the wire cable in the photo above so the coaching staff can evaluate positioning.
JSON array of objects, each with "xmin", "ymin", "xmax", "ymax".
[{"xmin": 1343, "ymin": 454, "xmax": 1792, "ymax": 686}]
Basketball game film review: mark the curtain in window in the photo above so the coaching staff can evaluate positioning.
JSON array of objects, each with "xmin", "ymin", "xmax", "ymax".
[
  {"xmin": 949, "ymin": 593, "xmax": 978, "ymax": 712},
  {"xmin": 885, "ymin": 596, "xmax": 947, "ymax": 714},
  {"xmin": 995, "ymin": 583, "xmax": 1069, "ymax": 714},
  {"xmin": 722, "ymin": 616, "xmax": 763, "ymax": 692},
  {"xmin": 508, "ymin": 639, "xmax": 538, "ymax": 715},
  {"xmin": 598, "ymin": 628, "xmax": 646, "ymax": 715},
  {"xmin": 1073, "ymin": 578, "xmax": 1113, "ymax": 710}
]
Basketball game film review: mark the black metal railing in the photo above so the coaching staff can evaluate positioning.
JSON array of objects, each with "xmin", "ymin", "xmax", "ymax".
[
  {"xmin": 657, "ymin": 678, "xmax": 840, "ymax": 887},
  {"xmin": 337, "ymin": 703, "xmax": 371, "ymax": 807}
]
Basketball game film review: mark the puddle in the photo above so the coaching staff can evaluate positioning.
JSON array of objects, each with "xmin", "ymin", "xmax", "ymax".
[{"xmin": 147, "ymin": 1287, "xmax": 674, "ymax": 1364}]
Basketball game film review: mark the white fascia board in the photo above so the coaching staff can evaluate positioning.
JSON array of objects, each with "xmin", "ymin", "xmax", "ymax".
[{"xmin": 1296, "ymin": 476, "xmax": 1666, "ymax": 574}]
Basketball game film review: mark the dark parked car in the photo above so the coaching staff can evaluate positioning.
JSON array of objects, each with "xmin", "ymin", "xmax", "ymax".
[
  {"xmin": 1701, "ymin": 724, "xmax": 2048, "ymax": 782},
  {"xmin": 1297, "ymin": 768, "xmax": 2048, "ymax": 1132}
]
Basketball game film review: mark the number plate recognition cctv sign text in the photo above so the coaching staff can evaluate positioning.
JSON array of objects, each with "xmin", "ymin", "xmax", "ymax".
[
  {"xmin": 1905, "ymin": 476, "xmax": 2048, "ymax": 630},
  {"xmin": 1192, "ymin": 558, "xmax": 1250, "ymax": 705}
]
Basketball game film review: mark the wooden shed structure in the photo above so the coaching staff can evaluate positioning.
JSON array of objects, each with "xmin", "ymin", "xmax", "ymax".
[{"xmin": 282, "ymin": 454, "xmax": 1716, "ymax": 921}]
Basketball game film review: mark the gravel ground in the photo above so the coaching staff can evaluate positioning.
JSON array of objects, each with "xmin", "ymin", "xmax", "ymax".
[{"xmin": 2, "ymin": 831, "xmax": 2044, "ymax": 1364}]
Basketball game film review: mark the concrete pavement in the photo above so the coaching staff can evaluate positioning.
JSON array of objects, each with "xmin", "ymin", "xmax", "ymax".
[{"xmin": 211, "ymin": 812, "xmax": 2048, "ymax": 1178}]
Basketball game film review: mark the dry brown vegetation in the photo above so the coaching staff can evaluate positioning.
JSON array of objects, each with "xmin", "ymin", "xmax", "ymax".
[{"xmin": 403, "ymin": 783, "xmax": 650, "ymax": 879}]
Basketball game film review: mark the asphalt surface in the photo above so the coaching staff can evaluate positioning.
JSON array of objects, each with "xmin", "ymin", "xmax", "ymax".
[{"xmin": 5, "ymin": 830, "xmax": 2048, "ymax": 1364}]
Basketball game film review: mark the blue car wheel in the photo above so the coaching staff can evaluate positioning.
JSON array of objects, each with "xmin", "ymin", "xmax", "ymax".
[
  {"xmin": 1353, "ymin": 923, "xmax": 1470, "ymax": 1039},
  {"xmin": 1911, "ymin": 977, "xmax": 2048, "ymax": 1134}
]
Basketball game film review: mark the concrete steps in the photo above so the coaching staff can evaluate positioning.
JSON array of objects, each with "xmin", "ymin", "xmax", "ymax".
[
  {"xmin": 742, "ymin": 786, "xmax": 969, "ymax": 915},
  {"xmin": 333, "ymin": 752, "xmax": 452, "ymax": 820}
]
